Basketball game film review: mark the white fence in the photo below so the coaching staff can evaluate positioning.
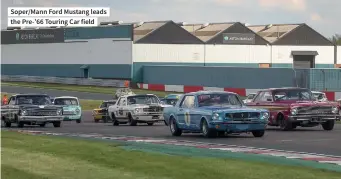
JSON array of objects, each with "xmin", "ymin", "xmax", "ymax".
[{"xmin": 1, "ymin": 75, "xmax": 127, "ymax": 88}]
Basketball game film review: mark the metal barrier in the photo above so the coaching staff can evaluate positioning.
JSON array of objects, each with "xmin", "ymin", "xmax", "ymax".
[
  {"xmin": 1, "ymin": 75, "xmax": 127, "ymax": 88},
  {"xmin": 310, "ymin": 69, "xmax": 341, "ymax": 91}
]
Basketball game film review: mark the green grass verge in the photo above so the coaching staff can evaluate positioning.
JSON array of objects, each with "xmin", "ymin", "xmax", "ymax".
[
  {"xmin": 1, "ymin": 92, "xmax": 101, "ymax": 110},
  {"xmin": 2, "ymin": 81, "xmax": 177, "ymax": 97},
  {"xmin": 2, "ymin": 131, "xmax": 341, "ymax": 179}
]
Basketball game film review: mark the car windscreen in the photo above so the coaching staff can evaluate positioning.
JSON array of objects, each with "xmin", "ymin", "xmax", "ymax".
[
  {"xmin": 198, "ymin": 93, "xmax": 242, "ymax": 107},
  {"xmin": 54, "ymin": 98, "xmax": 78, "ymax": 105},
  {"xmin": 163, "ymin": 99, "xmax": 178, "ymax": 105},
  {"xmin": 274, "ymin": 90, "xmax": 313, "ymax": 101},
  {"xmin": 127, "ymin": 95, "xmax": 159, "ymax": 105},
  {"xmin": 16, "ymin": 95, "xmax": 52, "ymax": 105}
]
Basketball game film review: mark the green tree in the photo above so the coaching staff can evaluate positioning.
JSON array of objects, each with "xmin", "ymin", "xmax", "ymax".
[{"xmin": 330, "ymin": 34, "xmax": 341, "ymax": 45}]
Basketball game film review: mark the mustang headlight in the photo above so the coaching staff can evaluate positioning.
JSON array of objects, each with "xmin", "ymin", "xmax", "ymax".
[
  {"xmin": 260, "ymin": 112, "xmax": 269, "ymax": 120},
  {"xmin": 331, "ymin": 107, "xmax": 339, "ymax": 114},
  {"xmin": 57, "ymin": 109, "xmax": 63, "ymax": 116},
  {"xmin": 212, "ymin": 113, "xmax": 220, "ymax": 120},
  {"xmin": 75, "ymin": 108, "xmax": 80, "ymax": 114},
  {"xmin": 135, "ymin": 108, "xmax": 142, "ymax": 113},
  {"xmin": 291, "ymin": 108, "xmax": 298, "ymax": 115},
  {"xmin": 20, "ymin": 110, "xmax": 27, "ymax": 116}
]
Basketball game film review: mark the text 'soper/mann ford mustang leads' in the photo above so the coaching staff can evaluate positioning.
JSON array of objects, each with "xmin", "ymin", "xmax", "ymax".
[{"xmin": 163, "ymin": 91, "xmax": 269, "ymax": 138}]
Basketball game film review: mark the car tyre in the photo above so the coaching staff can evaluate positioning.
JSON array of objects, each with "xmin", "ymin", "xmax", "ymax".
[
  {"xmin": 76, "ymin": 119, "xmax": 81, "ymax": 123},
  {"xmin": 17, "ymin": 121, "xmax": 24, "ymax": 128},
  {"xmin": 111, "ymin": 113, "xmax": 119, "ymax": 126},
  {"xmin": 217, "ymin": 131, "xmax": 225, "ymax": 137},
  {"xmin": 252, "ymin": 130, "xmax": 265, "ymax": 137},
  {"xmin": 5, "ymin": 121, "xmax": 12, "ymax": 128},
  {"xmin": 53, "ymin": 121, "xmax": 61, "ymax": 128},
  {"xmin": 169, "ymin": 117, "xmax": 182, "ymax": 136},
  {"xmin": 127, "ymin": 114, "xmax": 137, "ymax": 126},
  {"xmin": 201, "ymin": 119, "xmax": 216, "ymax": 138},
  {"xmin": 94, "ymin": 119, "xmax": 99, "ymax": 123},
  {"xmin": 278, "ymin": 115, "xmax": 293, "ymax": 131},
  {"xmin": 39, "ymin": 123, "xmax": 46, "ymax": 127},
  {"xmin": 322, "ymin": 120, "xmax": 334, "ymax": 131},
  {"xmin": 147, "ymin": 122, "xmax": 154, "ymax": 126}
]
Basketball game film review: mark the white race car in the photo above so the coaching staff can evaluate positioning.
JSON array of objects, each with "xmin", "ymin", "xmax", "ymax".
[
  {"xmin": 108, "ymin": 94, "xmax": 164, "ymax": 126},
  {"xmin": 243, "ymin": 93, "xmax": 256, "ymax": 104},
  {"xmin": 312, "ymin": 91, "xmax": 328, "ymax": 102}
]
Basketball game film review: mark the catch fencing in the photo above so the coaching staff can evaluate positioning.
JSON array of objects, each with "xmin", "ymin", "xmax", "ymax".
[{"xmin": 1, "ymin": 75, "xmax": 128, "ymax": 88}]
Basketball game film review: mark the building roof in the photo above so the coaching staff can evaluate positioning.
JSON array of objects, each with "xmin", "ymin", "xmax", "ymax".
[
  {"xmin": 180, "ymin": 22, "xmax": 236, "ymax": 42},
  {"xmin": 247, "ymin": 24, "xmax": 301, "ymax": 43}
]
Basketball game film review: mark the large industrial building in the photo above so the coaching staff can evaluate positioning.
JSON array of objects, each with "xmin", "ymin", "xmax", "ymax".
[{"xmin": 1, "ymin": 20, "xmax": 340, "ymax": 93}]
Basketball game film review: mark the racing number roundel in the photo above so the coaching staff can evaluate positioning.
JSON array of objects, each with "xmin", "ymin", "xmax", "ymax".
[{"xmin": 184, "ymin": 112, "xmax": 191, "ymax": 126}]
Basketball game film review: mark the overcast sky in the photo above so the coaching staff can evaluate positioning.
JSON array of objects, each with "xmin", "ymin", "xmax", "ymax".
[{"xmin": 2, "ymin": 0, "xmax": 340, "ymax": 38}]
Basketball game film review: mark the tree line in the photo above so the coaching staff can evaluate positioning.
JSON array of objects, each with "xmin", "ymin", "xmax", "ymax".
[{"xmin": 330, "ymin": 34, "xmax": 341, "ymax": 45}]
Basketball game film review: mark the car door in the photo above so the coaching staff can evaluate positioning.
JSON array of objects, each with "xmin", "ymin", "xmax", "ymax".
[
  {"xmin": 5, "ymin": 97, "xmax": 16, "ymax": 120},
  {"xmin": 117, "ymin": 97, "xmax": 127, "ymax": 119},
  {"xmin": 176, "ymin": 95, "xmax": 196, "ymax": 129}
]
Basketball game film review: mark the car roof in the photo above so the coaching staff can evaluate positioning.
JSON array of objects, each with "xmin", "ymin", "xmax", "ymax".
[
  {"xmin": 120, "ymin": 94, "xmax": 157, "ymax": 98},
  {"xmin": 103, "ymin": 100, "xmax": 117, "ymax": 103},
  {"xmin": 12, "ymin": 93, "xmax": 49, "ymax": 97},
  {"xmin": 186, "ymin": 90, "xmax": 237, "ymax": 95},
  {"xmin": 311, "ymin": 91, "xmax": 324, "ymax": 94},
  {"xmin": 260, "ymin": 87, "xmax": 309, "ymax": 92},
  {"xmin": 54, "ymin": 96, "xmax": 79, "ymax": 99}
]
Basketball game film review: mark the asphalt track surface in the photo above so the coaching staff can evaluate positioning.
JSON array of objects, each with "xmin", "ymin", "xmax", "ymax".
[{"xmin": 2, "ymin": 85, "xmax": 341, "ymax": 156}]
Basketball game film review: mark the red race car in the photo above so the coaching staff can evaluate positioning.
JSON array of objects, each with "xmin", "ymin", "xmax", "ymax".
[{"xmin": 247, "ymin": 87, "xmax": 340, "ymax": 131}]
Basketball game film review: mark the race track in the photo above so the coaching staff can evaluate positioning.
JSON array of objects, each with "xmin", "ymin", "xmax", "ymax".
[{"xmin": 2, "ymin": 85, "xmax": 341, "ymax": 156}]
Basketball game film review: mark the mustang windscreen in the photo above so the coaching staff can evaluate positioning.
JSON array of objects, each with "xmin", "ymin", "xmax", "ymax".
[
  {"xmin": 128, "ymin": 96, "xmax": 159, "ymax": 105},
  {"xmin": 54, "ymin": 98, "xmax": 78, "ymax": 105},
  {"xmin": 16, "ymin": 96, "xmax": 52, "ymax": 105},
  {"xmin": 274, "ymin": 90, "xmax": 313, "ymax": 101},
  {"xmin": 198, "ymin": 94, "xmax": 242, "ymax": 107}
]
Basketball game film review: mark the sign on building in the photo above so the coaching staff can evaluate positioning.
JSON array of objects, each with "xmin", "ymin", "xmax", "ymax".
[
  {"xmin": 222, "ymin": 33, "xmax": 256, "ymax": 44},
  {"xmin": 1, "ymin": 28, "xmax": 65, "ymax": 44}
]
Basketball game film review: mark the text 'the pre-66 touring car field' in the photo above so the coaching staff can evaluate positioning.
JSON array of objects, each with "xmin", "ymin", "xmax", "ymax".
[
  {"xmin": 247, "ymin": 87, "xmax": 340, "ymax": 131},
  {"xmin": 1, "ymin": 94, "xmax": 63, "ymax": 128},
  {"xmin": 108, "ymin": 94, "xmax": 164, "ymax": 126},
  {"xmin": 163, "ymin": 91, "xmax": 269, "ymax": 138}
]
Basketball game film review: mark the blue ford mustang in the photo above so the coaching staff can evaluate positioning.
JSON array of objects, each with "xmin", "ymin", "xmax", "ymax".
[{"xmin": 163, "ymin": 91, "xmax": 269, "ymax": 138}]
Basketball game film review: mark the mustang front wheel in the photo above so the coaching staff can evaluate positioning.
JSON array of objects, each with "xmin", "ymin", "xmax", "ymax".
[
  {"xmin": 201, "ymin": 120, "xmax": 216, "ymax": 138},
  {"xmin": 169, "ymin": 117, "xmax": 182, "ymax": 136},
  {"xmin": 252, "ymin": 130, "xmax": 265, "ymax": 137}
]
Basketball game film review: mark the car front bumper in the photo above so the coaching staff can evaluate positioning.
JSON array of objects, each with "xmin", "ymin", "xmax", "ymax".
[
  {"xmin": 19, "ymin": 116, "xmax": 64, "ymax": 122},
  {"xmin": 209, "ymin": 121, "xmax": 267, "ymax": 132},
  {"xmin": 288, "ymin": 114, "xmax": 340, "ymax": 122},
  {"xmin": 132, "ymin": 114, "xmax": 164, "ymax": 122},
  {"xmin": 63, "ymin": 115, "xmax": 82, "ymax": 121}
]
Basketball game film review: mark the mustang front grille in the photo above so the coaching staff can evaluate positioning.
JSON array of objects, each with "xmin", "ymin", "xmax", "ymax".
[
  {"xmin": 143, "ymin": 107, "xmax": 162, "ymax": 112},
  {"xmin": 225, "ymin": 112, "xmax": 260, "ymax": 120},
  {"xmin": 296, "ymin": 106, "xmax": 333, "ymax": 115}
]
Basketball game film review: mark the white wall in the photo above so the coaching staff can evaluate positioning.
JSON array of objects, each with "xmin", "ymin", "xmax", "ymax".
[
  {"xmin": 337, "ymin": 46, "xmax": 341, "ymax": 64},
  {"xmin": 271, "ymin": 46, "xmax": 334, "ymax": 65},
  {"xmin": 1, "ymin": 39, "xmax": 132, "ymax": 64},
  {"xmin": 133, "ymin": 44, "xmax": 204, "ymax": 64},
  {"xmin": 205, "ymin": 45, "xmax": 271, "ymax": 64}
]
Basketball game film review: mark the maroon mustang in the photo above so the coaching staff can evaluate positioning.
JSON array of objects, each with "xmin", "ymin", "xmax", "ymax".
[{"xmin": 247, "ymin": 87, "xmax": 340, "ymax": 131}]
